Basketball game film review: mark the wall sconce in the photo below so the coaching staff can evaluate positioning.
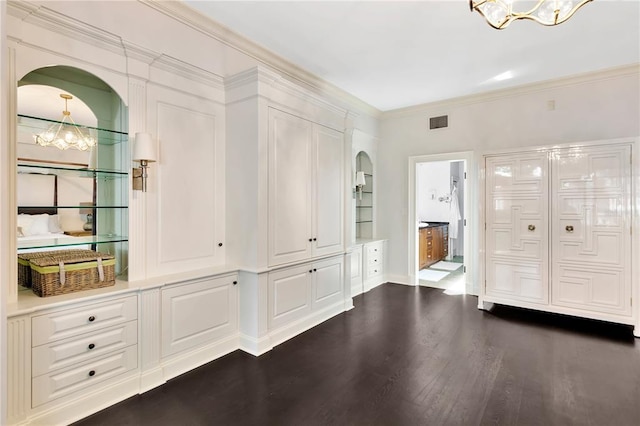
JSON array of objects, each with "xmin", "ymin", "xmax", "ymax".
[
  {"xmin": 355, "ymin": 171, "xmax": 366, "ymax": 200},
  {"xmin": 79, "ymin": 202, "xmax": 94, "ymax": 231},
  {"xmin": 132, "ymin": 133, "xmax": 157, "ymax": 192}
]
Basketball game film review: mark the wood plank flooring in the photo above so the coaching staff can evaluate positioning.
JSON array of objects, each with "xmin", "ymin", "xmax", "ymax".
[{"xmin": 74, "ymin": 284, "xmax": 640, "ymax": 426}]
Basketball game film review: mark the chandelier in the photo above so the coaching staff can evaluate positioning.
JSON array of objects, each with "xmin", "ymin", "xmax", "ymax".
[
  {"xmin": 469, "ymin": 0, "xmax": 593, "ymax": 30},
  {"xmin": 34, "ymin": 93, "xmax": 97, "ymax": 151}
]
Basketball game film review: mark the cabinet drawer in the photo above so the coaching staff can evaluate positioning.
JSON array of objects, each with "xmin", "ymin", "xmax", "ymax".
[
  {"xmin": 32, "ymin": 296, "xmax": 137, "ymax": 347},
  {"xmin": 32, "ymin": 345, "xmax": 137, "ymax": 408},
  {"xmin": 32, "ymin": 321, "xmax": 137, "ymax": 377},
  {"xmin": 366, "ymin": 242, "xmax": 383, "ymax": 257},
  {"xmin": 367, "ymin": 264, "xmax": 383, "ymax": 277},
  {"xmin": 367, "ymin": 253, "xmax": 382, "ymax": 266}
]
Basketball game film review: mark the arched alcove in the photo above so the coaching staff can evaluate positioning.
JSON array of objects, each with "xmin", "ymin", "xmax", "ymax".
[
  {"xmin": 355, "ymin": 150, "xmax": 373, "ymax": 240},
  {"xmin": 16, "ymin": 66, "xmax": 130, "ymax": 290}
]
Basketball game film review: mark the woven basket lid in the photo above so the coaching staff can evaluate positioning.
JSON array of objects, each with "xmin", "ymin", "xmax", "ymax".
[{"xmin": 29, "ymin": 251, "xmax": 114, "ymax": 267}]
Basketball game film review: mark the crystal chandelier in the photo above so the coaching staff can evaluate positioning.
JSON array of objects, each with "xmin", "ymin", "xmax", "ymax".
[
  {"xmin": 469, "ymin": 0, "xmax": 593, "ymax": 30},
  {"xmin": 34, "ymin": 94, "xmax": 97, "ymax": 151}
]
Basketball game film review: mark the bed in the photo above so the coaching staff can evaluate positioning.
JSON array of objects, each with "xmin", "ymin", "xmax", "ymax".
[{"xmin": 17, "ymin": 168, "xmax": 92, "ymax": 253}]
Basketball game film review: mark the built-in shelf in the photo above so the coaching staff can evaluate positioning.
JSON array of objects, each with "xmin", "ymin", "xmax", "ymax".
[
  {"xmin": 356, "ymin": 206, "xmax": 372, "ymax": 209},
  {"xmin": 356, "ymin": 220, "xmax": 373, "ymax": 224},
  {"xmin": 17, "ymin": 114, "xmax": 127, "ymax": 146},
  {"xmin": 18, "ymin": 234, "xmax": 128, "ymax": 251},
  {"xmin": 18, "ymin": 205, "xmax": 128, "ymax": 209},
  {"xmin": 18, "ymin": 163, "xmax": 127, "ymax": 178}
]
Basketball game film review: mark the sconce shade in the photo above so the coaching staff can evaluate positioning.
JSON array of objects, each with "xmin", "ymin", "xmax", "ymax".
[
  {"xmin": 133, "ymin": 133, "xmax": 156, "ymax": 162},
  {"xmin": 355, "ymin": 171, "xmax": 366, "ymax": 187},
  {"xmin": 79, "ymin": 202, "xmax": 93, "ymax": 215}
]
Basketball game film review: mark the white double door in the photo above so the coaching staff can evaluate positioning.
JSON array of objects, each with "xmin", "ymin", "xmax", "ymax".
[
  {"xmin": 268, "ymin": 108, "xmax": 344, "ymax": 266},
  {"xmin": 486, "ymin": 145, "xmax": 632, "ymax": 321}
]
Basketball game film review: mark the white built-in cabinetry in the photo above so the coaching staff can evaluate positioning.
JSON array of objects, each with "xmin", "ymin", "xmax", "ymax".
[
  {"xmin": 225, "ymin": 67, "xmax": 351, "ymax": 356},
  {"xmin": 268, "ymin": 108, "xmax": 344, "ymax": 266},
  {"xmin": 482, "ymin": 142, "xmax": 637, "ymax": 330}
]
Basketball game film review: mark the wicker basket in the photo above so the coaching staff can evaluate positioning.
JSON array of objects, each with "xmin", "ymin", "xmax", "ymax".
[
  {"xmin": 18, "ymin": 249, "xmax": 97, "ymax": 288},
  {"xmin": 30, "ymin": 251, "xmax": 116, "ymax": 297}
]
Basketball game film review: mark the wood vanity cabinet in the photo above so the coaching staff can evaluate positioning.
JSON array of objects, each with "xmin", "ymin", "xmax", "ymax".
[{"xmin": 419, "ymin": 224, "xmax": 449, "ymax": 269}]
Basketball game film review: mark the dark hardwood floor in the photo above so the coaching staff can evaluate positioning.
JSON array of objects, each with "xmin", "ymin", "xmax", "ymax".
[{"xmin": 74, "ymin": 283, "xmax": 640, "ymax": 426}]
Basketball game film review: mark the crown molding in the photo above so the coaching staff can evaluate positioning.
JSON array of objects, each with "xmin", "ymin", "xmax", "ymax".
[
  {"xmin": 225, "ymin": 66, "xmax": 347, "ymax": 118},
  {"xmin": 139, "ymin": 0, "xmax": 381, "ymax": 119},
  {"xmin": 8, "ymin": 0, "xmax": 126, "ymax": 58},
  {"xmin": 151, "ymin": 54, "xmax": 225, "ymax": 89},
  {"xmin": 382, "ymin": 64, "xmax": 640, "ymax": 120}
]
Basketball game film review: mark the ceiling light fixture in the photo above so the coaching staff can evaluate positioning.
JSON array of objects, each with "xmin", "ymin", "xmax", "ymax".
[
  {"xmin": 469, "ymin": 0, "xmax": 592, "ymax": 30},
  {"xmin": 34, "ymin": 93, "xmax": 97, "ymax": 151}
]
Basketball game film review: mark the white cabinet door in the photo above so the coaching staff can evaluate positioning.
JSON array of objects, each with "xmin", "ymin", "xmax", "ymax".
[
  {"xmin": 313, "ymin": 125, "xmax": 344, "ymax": 257},
  {"xmin": 312, "ymin": 256, "xmax": 344, "ymax": 312},
  {"xmin": 268, "ymin": 263, "xmax": 312, "ymax": 329},
  {"xmin": 268, "ymin": 108, "xmax": 313, "ymax": 265},
  {"xmin": 551, "ymin": 145, "xmax": 632, "ymax": 316},
  {"xmin": 162, "ymin": 275, "xmax": 238, "ymax": 358},
  {"xmin": 485, "ymin": 153, "xmax": 549, "ymax": 304}
]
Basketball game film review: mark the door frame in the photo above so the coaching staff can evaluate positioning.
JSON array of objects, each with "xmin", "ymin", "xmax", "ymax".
[{"xmin": 408, "ymin": 151, "xmax": 477, "ymax": 294}]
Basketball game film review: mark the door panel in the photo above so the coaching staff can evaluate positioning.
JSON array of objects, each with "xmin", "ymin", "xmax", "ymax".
[
  {"xmin": 268, "ymin": 264, "xmax": 312, "ymax": 329},
  {"xmin": 485, "ymin": 153, "xmax": 548, "ymax": 304},
  {"xmin": 551, "ymin": 145, "xmax": 631, "ymax": 316},
  {"xmin": 268, "ymin": 109, "xmax": 313, "ymax": 266},
  {"xmin": 312, "ymin": 257, "xmax": 344, "ymax": 311},
  {"xmin": 313, "ymin": 125, "xmax": 344, "ymax": 257}
]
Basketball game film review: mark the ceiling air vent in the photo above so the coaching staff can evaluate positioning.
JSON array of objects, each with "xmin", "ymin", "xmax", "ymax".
[{"xmin": 429, "ymin": 115, "xmax": 448, "ymax": 130}]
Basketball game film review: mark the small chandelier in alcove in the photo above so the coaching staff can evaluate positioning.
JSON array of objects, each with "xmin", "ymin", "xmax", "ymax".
[
  {"xmin": 34, "ymin": 93, "xmax": 97, "ymax": 151},
  {"xmin": 469, "ymin": 0, "xmax": 592, "ymax": 30}
]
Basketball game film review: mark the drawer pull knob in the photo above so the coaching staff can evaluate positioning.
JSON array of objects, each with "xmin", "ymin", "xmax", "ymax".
[
  {"xmin": 89, "ymin": 370, "xmax": 96, "ymax": 377},
  {"xmin": 374, "ymin": 249, "xmax": 378, "ymax": 251},
  {"xmin": 309, "ymin": 270, "xmax": 313, "ymax": 273},
  {"xmin": 232, "ymin": 281, "xmax": 238, "ymax": 285},
  {"xmin": 88, "ymin": 316, "xmax": 95, "ymax": 322},
  {"xmin": 309, "ymin": 238, "xmax": 312, "ymax": 242},
  {"xmin": 528, "ymin": 224, "xmax": 535, "ymax": 231},
  {"xmin": 566, "ymin": 225, "xmax": 574, "ymax": 232},
  {"xmin": 218, "ymin": 243, "xmax": 223, "ymax": 247},
  {"xmin": 313, "ymin": 238, "xmax": 317, "ymax": 241},
  {"xmin": 313, "ymin": 268, "xmax": 317, "ymax": 272},
  {"xmin": 88, "ymin": 343, "xmax": 95, "ymax": 350}
]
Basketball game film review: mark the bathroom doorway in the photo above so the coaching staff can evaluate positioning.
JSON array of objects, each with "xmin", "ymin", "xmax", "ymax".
[{"xmin": 408, "ymin": 152, "xmax": 475, "ymax": 295}]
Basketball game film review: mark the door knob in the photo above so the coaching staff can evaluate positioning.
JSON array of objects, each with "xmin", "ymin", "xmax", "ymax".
[
  {"xmin": 566, "ymin": 225, "xmax": 574, "ymax": 232},
  {"xmin": 528, "ymin": 224, "xmax": 535, "ymax": 231}
]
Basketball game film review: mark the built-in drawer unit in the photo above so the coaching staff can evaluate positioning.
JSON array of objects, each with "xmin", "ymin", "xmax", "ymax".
[
  {"xmin": 32, "ymin": 295, "xmax": 137, "ymax": 346},
  {"xmin": 30, "ymin": 294, "xmax": 139, "ymax": 409},
  {"xmin": 32, "ymin": 321, "xmax": 138, "ymax": 377},
  {"xmin": 363, "ymin": 240, "xmax": 385, "ymax": 287},
  {"xmin": 32, "ymin": 345, "xmax": 138, "ymax": 407}
]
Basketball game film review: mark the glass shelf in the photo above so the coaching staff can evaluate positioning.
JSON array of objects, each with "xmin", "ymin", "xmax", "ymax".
[
  {"xmin": 17, "ymin": 114, "xmax": 128, "ymax": 145},
  {"xmin": 18, "ymin": 234, "xmax": 128, "ymax": 251},
  {"xmin": 356, "ymin": 206, "xmax": 373, "ymax": 208},
  {"xmin": 356, "ymin": 220, "xmax": 373, "ymax": 224},
  {"xmin": 18, "ymin": 163, "xmax": 127, "ymax": 178}
]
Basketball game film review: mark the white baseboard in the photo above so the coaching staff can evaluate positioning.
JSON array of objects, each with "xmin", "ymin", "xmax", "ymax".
[
  {"xmin": 386, "ymin": 274, "xmax": 413, "ymax": 286},
  {"xmin": 139, "ymin": 366, "xmax": 165, "ymax": 393},
  {"xmin": 239, "ymin": 333, "xmax": 273, "ymax": 356},
  {"xmin": 268, "ymin": 302, "xmax": 345, "ymax": 349},
  {"xmin": 161, "ymin": 334, "xmax": 239, "ymax": 382}
]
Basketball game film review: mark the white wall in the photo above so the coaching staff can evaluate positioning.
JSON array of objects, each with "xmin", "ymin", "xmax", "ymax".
[
  {"xmin": 416, "ymin": 161, "xmax": 450, "ymax": 223},
  {"xmin": 379, "ymin": 67, "xmax": 640, "ymax": 288}
]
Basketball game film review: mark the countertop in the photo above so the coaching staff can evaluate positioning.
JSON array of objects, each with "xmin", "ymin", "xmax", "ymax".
[{"xmin": 418, "ymin": 221, "xmax": 449, "ymax": 229}]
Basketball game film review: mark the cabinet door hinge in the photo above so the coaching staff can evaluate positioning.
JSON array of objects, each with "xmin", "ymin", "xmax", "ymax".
[
  {"xmin": 485, "ymin": 223, "xmax": 487, "ymax": 230},
  {"xmin": 464, "ymin": 219, "xmax": 467, "ymax": 226},
  {"xmin": 463, "ymin": 266, "xmax": 466, "ymax": 273},
  {"xmin": 464, "ymin": 172, "xmax": 467, "ymax": 179}
]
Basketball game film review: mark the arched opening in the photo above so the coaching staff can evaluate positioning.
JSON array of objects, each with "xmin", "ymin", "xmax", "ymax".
[{"xmin": 16, "ymin": 66, "xmax": 129, "ymax": 290}]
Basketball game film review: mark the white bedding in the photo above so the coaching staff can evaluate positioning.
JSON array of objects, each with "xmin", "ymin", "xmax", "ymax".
[{"xmin": 18, "ymin": 233, "xmax": 91, "ymax": 254}]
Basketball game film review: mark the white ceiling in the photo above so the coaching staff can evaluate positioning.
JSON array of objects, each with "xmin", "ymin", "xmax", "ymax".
[{"xmin": 184, "ymin": 0, "xmax": 640, "ymax": 111}]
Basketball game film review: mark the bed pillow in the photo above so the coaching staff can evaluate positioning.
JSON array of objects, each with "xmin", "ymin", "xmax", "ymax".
[
  {"xmin": 48, "ymin": 214, "xmax": 64, "ymax": 234},
  {"xmin": 18, "ymin": 213, "xmax": 50, "ymax": 236}
]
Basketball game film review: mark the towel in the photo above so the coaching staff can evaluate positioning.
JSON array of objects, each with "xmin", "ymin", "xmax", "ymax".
[{"xmin": 449, "ymin": 186, "xmax": 461, "ymax": 239}]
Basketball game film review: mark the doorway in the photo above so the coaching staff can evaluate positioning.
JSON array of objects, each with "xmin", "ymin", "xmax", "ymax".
[{"xmin": 408, "ymin": 152, "xmax": 475, "ymax": 295}]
